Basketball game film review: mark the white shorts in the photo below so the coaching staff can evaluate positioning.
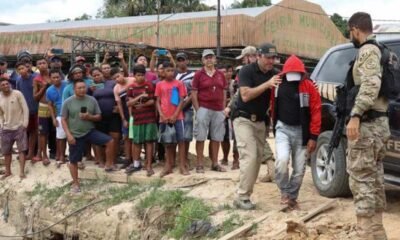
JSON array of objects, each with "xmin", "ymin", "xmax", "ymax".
[{"xmin": 56, "ymin": 116, "xmax": 66, "ymax": 139}]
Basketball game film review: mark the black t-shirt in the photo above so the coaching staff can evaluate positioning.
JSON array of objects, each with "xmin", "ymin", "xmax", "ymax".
[
  {"xmin": 237, "ymin": 62, "xmax": 279, "ymax": 118},
  {"xmin": 277, "ymin": 79, "xmax": 301, "ymax": 126}
]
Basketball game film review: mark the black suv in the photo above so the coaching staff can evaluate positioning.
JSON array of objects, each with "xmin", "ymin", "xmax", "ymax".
[{"xmin": 310, "ymin": 38, "xmax": 400, "ymax": 197}]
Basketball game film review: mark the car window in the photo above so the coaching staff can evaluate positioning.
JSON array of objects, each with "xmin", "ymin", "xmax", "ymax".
[
  {"xmin": 315, "ymin": 48, "xmax": 357, "ymax": 85},
  {"xmin": 387, "ymin": 44, "xmax": 400, "ymax": 56}
]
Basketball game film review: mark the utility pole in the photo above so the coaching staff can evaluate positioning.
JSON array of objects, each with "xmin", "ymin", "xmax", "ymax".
[
  {"xmin": 156, "ymin": 0, "xmax": 160, "ymax": 47},
  {"xmin": 216, "ymin": 0, "xmax": 221, "ymax": 57}
]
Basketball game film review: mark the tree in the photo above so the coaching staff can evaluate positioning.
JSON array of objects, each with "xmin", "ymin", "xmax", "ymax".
[
  {"xmin": 230, "ymin": 0, "xmax": 271, "ymax": 8},
  {"xmin": 330, "ymin": 13, "xmax": 349, "ymax": 38},
  {"xmin": 74, "ymin": 13, "xmax": 92, "ymax": 21},
  {"xmin": 47, "ymin": 13, "xmax": 92, "ymax": 23},
  {"xmin": 97, "ymin": 0, "xmax": 214, "ymax": 18}
]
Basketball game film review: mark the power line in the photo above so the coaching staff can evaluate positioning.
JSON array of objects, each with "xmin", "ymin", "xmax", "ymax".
[
  {"xmin": 271, "ymin": 3, "xmax": 400, "ymax": 22},
  {"xmin": 116, "ymin": 12, "xmax": 177, "ymax": 42}
]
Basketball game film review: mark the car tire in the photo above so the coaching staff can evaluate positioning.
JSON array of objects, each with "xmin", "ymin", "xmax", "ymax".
[{"xmin": 311, "ymin": 131, "xmax": 351, "ymax": 197}]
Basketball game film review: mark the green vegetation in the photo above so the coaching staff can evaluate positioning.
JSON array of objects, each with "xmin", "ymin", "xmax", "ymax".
[
  {"xmin": 331, "ymin": 13, "xmax": 349, "ymax": 38},
  {"xmin": 220, "ymin": 213, "xmax": 244, "ymax": 235},
  {"xmin": 136, "ymin": 189, "xmax": 213, "ymax": 239},
  {"xmin": 231, "ymin": 0, "xmax": 271, "ymax": 8},
  {"xmin": 27, "ymin": 182, "xmax": 69, "ymax": 205},
  {"xmin": 26, "ymin": 179, "xmax": 165, "ymax": 209}
]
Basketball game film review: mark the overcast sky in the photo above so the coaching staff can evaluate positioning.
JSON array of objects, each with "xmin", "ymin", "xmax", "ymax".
[{"xmin": 0, "ymin": 0, "xmax": 399, "ymax": 25}]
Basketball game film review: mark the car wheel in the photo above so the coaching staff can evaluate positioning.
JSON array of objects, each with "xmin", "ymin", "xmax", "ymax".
[{"xmin": 311, "ymin": 131, "xmax": 351, "ymax": 197}]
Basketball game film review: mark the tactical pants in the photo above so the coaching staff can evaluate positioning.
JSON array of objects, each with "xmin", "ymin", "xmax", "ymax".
[
  {"xmin": 234, "ymin": 117, "xmax": 266, "ymax": 200},
  {"xmin": 347, "ymin": 117, "xmax": 390, "ymax": 217}
]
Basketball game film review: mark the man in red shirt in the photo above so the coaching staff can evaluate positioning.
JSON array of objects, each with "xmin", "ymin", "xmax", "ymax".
[{"xmin": 192, "ymin": 49, "xmax": 227, "ymax": 173}]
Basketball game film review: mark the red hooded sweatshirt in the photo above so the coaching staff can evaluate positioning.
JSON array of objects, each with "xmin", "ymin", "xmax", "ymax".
[{"xmin": 270, "ymin": 55, "xmax": 321, "ymax": 145}]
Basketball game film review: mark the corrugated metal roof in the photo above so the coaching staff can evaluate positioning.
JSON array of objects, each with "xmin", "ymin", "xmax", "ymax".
[
  {"xmin": 0, "ymin": 6, "xmax": 270, "ymax": 33},
  {"xmin": 374, "ymin": 24, "xmax": 400, "ymax": 33}
]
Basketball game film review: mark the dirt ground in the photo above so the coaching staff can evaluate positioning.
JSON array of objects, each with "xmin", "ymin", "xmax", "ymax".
[{"xmin": 1, "ymin": 138, "xmax": 400, "ymax": 239}]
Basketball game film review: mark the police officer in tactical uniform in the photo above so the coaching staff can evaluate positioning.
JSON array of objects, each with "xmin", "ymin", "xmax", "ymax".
[{"xmin": 346, "ymin": 12, "xmax": 390, "ymax": 240}]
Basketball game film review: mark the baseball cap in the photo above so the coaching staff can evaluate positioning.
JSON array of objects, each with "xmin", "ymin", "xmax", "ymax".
[
  {"xmin": 50, "ymin": 55, "xmax": 62, "ymax": 62},
  {"xmin": 257, "ymin": 43, "xmax": 278, "ymax": 57},
  {"xmin": 176, "ymin": 52, "xmax": 188, "ymax": 60},
  {"xmin": 236, "ymin": 46, "xmax": 257, "ymax": 59},
  {"xmin": 202, "ymin": 49, "xmax": 215, "ymax": 58},
  {"xmin": 75, "ymin": 55, "xmax": 86, "ymax": 62},
  {"xmin": 17, "ymin": 50, "xmax": 32, "ymax": 62},
  {"xmin": 68, "ymin": 64, "xmax": 85, "ymax": 80}
]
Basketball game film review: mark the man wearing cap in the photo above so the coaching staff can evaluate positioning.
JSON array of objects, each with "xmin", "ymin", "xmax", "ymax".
[
  {"xmin": 175, "ymin": 52, "xmax": 195, "ymax": 168},
  {"xmin": 49, "ymin": 55, "xmax": 65, "ymax": 79},
  {"xmin": 192, "ymin": 49, "xmax": 227, "ymax": 173},
  {"xmin": 229, "ymin": 46, "xmax": 276, "ymax": 180},
  {"xmin": 236, "ymin": 46, "xmax": 257, "ymax": 65},
  {"xmin": 62, "ymin": 65, "xmax": 93, "ymax": 102},
  {"xmin": 232, "ymin": 43, "xmax": 281, "ymax": 210},
  {"xmin": 270, "ymin": 55, "xmax": 321, "ymax": 209}
]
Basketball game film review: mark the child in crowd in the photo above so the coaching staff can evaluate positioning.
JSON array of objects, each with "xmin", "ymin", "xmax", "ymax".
[
  {"xmin": 112, "ymin": 67, "xmax": 136, "ymax": 169},
  {"xmin": 126, "ymin": 65, "xmax": 158, "ymax": 176},
  {"xmin": 155, "ymin": 62, "xmax": 189, "ymax": 177}
]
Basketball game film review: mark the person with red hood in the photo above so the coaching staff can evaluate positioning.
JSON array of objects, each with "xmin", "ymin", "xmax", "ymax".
[{"xmin": 270, "ymin": 55, "xmax": 321, "ymax": 209}]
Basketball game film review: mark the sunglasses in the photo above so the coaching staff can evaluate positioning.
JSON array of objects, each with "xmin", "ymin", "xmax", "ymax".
[{"xmin": 0, "ymin": 62, "xmax": 6, "ymax": 66}]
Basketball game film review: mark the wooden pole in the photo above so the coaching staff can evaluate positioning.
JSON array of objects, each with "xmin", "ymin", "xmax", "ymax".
[{"xmin": 216, "ymin": 0, "xmax": 221, "ymax": 57}]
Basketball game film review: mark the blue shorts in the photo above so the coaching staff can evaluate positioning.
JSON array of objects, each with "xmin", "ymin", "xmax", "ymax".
[
  {"xmin": 69, "ymin": 129, "xmax": 112, "ymax": 163},
  {"xmin": 159, "ymin": 120, "xmax": 185, "ymax": 144}
]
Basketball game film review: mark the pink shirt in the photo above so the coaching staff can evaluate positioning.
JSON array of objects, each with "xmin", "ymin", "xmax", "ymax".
[{"xmin": 155, "ymin": 80, "xmax": 187, "ymax": 123}]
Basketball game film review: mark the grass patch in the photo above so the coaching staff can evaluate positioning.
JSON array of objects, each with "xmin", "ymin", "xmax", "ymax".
[
  {"xmin": 169, "ymin": 198, "xmax": 212, "ymax": 238},
  {"xmin": 220, "ymin": 213, "xmax": 244, "ymax": 235},
  {"xmin": 136, "ymin": 189, "xmax": 213, "ymax": 239},
  {"xmin": 102, "ymin": 182, "xmax": 143, "ymax": 206},
  {"xmin": 26, "ymin": 183, "xmax": 69, "ymax": 205}
]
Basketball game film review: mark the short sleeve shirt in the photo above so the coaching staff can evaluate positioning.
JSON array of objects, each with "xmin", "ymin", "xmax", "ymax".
[
  {"xmin": 16, "ymin": 73, "xmax": 38, "ymax": 114},
  {"xmin": 155, "ymin": 80, "xmax": 187, "ymax": 123},
  {"xmin": 237, "ymin": 62, "xmax": 279, "ymax": 118},
  {"xmin": 61, "ymin": 95, "xmax": 101, "ymax": 138},
  {"xmin": 46, "ymin": 81, "xmax": 67, "ymax": 116},
  {"xmin": 192, "ymin": 68, "xmax": 227, "ymax": 111},
  {"xmin": 92, "ymin": 80, "xmax": 116, "ymax": 115},
  {"xmin": 126, "ymin": 81, "xmax": 157, "ymax": 125},
  {"xmin": 62, "ymin": 78, "xmax": 93, "ymax": 103}
]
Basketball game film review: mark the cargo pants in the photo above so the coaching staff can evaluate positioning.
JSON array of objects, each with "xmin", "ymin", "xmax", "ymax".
[
  {"xmin": 347, "ymin": 117, "xmax": 391, "ymax": 217},
  {"xmin": 233, "ymin": 117, "xmax": 266, "ymax": 200}
]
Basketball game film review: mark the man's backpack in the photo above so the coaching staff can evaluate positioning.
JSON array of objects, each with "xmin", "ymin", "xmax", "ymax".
[{"xmin": 365, "ymin": 40, "xmax": 400, "ymax": 100}]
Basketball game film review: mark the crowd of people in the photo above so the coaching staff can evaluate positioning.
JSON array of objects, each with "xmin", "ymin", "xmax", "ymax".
[
  {"xmin": 0, "ymin": 10, "xmax": 391, "ymax": 240},
  {"xmin": 0, "ymin": 44, "xmax": 318, "ymax": 208}
]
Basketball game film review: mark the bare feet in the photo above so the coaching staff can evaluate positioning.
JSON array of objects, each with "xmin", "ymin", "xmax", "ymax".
[
  {"xmin": 1, "ymin": 173, "xmax": 12, "ymax": 180},
  {"xmin": 179, "ymin": 167, "xmax": 190, "ymax": 176},
  {"xmin": 160, "ymin": 169, "xmax": 172, "ymax": 178}
]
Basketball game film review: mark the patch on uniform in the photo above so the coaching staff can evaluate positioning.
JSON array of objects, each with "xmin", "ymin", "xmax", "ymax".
[
  {"xmin": 358, "ymin": 50, "xmax": 370, "ymax": 63},
  {"xmin": 365, "ymin": 57, "xmax": 379, "ymax": 70}
]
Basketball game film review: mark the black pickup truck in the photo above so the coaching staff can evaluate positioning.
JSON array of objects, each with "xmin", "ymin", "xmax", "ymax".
[{"xmin": 310, "ymin": 38, "xmax": 400, "ymax": 197}]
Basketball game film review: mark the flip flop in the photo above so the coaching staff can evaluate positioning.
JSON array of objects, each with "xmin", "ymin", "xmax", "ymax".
[{"xmin": 211, "ymin": 164, "xmax": 226, "ymax": 172}]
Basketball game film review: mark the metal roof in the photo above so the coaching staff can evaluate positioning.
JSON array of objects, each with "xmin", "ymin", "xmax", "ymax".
[
  {"xmin": 374, "ymin": 24, "xmax": 400, "ymax": 33},
  {"xmin": 0, "ymin": 6, "xmax": 270, "ymax": 33}
]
